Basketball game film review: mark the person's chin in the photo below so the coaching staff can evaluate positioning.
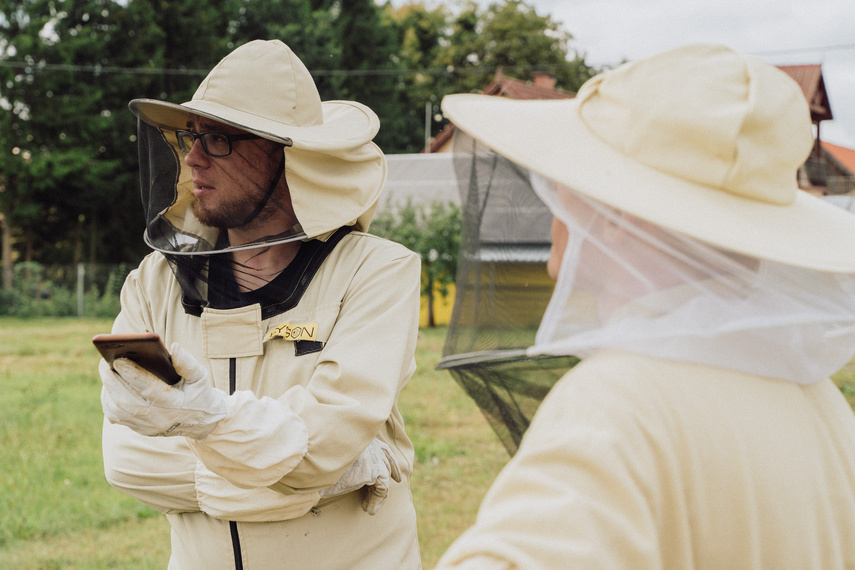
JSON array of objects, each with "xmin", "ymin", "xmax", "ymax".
[{"xmin": 192, "ymin": 201, "xmax": 219, "ymax": 228}]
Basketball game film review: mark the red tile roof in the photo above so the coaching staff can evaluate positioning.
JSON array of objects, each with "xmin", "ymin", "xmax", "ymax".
[
  {"xmin": 823, "ymin": 141, "xmax": 855, "ymax": 176},
  {"xmin": 777, "ymin": 65, "xmax": 833, "ymax": 121},
  {"xmin": 427, "ymin": 72, "xmax": 575, "ymax": 152},
  {"xmin": 482, "ymin": 72, "xmax": 575, "ymax": 101}
]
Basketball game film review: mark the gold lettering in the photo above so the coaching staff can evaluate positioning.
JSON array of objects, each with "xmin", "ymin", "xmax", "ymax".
[{"xmin": 266, "ymin": 322, "xmax": 318, "ymax": 342}]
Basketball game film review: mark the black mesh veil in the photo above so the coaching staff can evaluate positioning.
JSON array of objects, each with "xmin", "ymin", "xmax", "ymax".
[
  {"xmin": 134, "ymin": 119, "xmax": 350, "ymax": 318},
  {"xmin": 138, "ymin": 119, "xmax": 184, "ymax": 251},
  {"xmin": 438, "ymin": 131, "xmax": 578, "ymax": 455},
  {"xmin": 137, "ymin": 119, "xmax": 306, "ymax": 257}
]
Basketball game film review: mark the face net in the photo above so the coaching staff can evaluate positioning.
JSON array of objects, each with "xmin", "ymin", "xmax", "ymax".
[
  {"xmin": 443, "ymin": 131, "xmax": 855, "ymax": 454},
  {"xmin": 135, "ymin": 119, "xmax": 314, "ymax": 311},
  {"xmin": 439, "ymin": 132, "xmax": 579, "ymax": 455},
  {"xmin": 529, "ymin": 171, "xmax": 855, "ymax": 385}
]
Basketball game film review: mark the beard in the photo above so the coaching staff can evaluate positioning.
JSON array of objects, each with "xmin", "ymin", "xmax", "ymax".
[
  {"xmin": 193, "ymin": 189, "xmax": 266, "ymax": 229},
  {"xmin": 193, "ymin": 175, "xmax": 288, "ymax": 232}
]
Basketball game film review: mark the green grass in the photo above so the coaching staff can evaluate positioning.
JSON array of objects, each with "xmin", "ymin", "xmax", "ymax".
[
  {"xmin": 8, "ymin": 317, "xmax": 853, "ymax": 569},
  {"xmin": 404, "ymin": 328, "xmax": 510, "ymax": 566},
  {"xmin": 832, "ymin": 361, "xmax": 855, "ymax": 410},
  {"xmin": 0, "ymin": 318, "xmax": 168, "ymax": 569},
  {"xmin": 0, "ymin": 318, "xmax": 508, "ymax": 569}
]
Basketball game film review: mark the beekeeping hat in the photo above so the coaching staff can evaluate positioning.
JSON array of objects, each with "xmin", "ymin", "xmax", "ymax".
[
  {"xmin": 442, "ymin": 43, "xmax": 855, "ymax": 273},
  {"xmin": 129, "ymin": 39, "xmax": 386, "ymax": 254}
]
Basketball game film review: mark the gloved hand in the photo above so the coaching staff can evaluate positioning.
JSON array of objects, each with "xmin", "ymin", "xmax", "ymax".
[
  {"xmin": 319, "ymin": 438, "xmax": 402, "ymax": 515},
  {"xmin": 100, "ymin": 343, "xmax": 228, "ymax": 439}
]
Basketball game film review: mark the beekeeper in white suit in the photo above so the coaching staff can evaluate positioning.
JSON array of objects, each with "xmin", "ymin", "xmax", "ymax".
[
  {"xmin": 436, "ymin": 43, "xmax": 855, "ymax": 569},
  {"xmin": 99, "ymin": 40, "xmax": 421, "ymax": 569}
]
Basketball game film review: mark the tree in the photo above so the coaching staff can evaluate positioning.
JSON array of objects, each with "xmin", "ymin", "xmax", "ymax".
[
  {"xmin": 0, "ymin": 0, "xmax": 595, "ymax": 292},
  {"xmin": 387, "ymin": 1, "xmax": 450, "ymax": 151},
  {"xmin": 0, "ymin": 0, "xmax": 244, "ymax": 278},
  {"xmin": 444, "ymin": 0, "xmax": 595, "ymax": 93},
  {"xmin": 228, "ymin": 0, "xmax": 343, "ymax": 99},
  {"xmin": 371, "ymin": 199, "xmax": 461, "ymax": 327},
  {"xmin": 332, "ymin": 0, "xmax": 414, "ymax": 152},
  {"xmin": 0, "ymin": 0, "xmax": 112, "ymax": 269},
  {"xmin": 387, "ymin": 0, "xmax": 597, "ymax": 146}
]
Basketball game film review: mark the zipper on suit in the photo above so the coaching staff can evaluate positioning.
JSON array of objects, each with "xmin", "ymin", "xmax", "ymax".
[{"xmin": 228, "ymin": 357, "xmax": 244, "ymax": 570}]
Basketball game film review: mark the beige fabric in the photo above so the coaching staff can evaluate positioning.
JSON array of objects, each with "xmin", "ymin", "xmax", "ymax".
[
  {"xmin": 441, "ymin": 44, "xmax": 855, "ymax": 272},
  {"xmin": 102, "ymin": 231, "xmax": 422, "ymax": 567},
  {"xmin": 318, "ymin": 438, "xmax": 402, "ymax": 514},
  {"xmin": 435, "ymin": 350, "xmax": 855, "ymax": 569},
  {"xmin": 201, "ymin": 306, "xmax": 264, "ymax": 358},
  {"xmin": 166, "ymin": 478, "xmax": 419, "ymax": 570},
  {"xmin": 131, "ymin": 40, "xmax": 368, "ymax": 147}
]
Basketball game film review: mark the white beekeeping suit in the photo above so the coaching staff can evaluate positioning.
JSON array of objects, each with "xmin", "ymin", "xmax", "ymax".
[{"xmin": 434, "ymin": 43, "xmax": 855, "ymax": 569}]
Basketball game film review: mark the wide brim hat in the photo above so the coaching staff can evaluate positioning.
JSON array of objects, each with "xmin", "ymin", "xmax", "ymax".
[
  {"xmin": 129, "ymin": 39, "xmax": 385, "ymax": 239},
  {"xmin": 442, "ymin": 43, "xmax": 855, "ymax": 273}
]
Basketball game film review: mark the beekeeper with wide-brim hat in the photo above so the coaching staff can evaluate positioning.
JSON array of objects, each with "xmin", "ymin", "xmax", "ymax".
[
  {"xmin": 130, "ymin": 39, "xmax": 386, "ymax": 255},
  {"xmin": 435, "ymin": 44, "xmax": 855, "ymax": 568},
  {"xmin": 100, "ymin": 40, "xmax": 422, "ymax": 569}
]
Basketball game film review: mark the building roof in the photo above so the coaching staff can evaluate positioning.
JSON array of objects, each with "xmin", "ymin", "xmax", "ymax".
[
  {"xmin": 378, "ymin": 153, "xmax": 461, "ymax": 212},
  {"xmin": 822, "ymin": 140, "xmax": 855, "ymax": 176},
  {"xmin": 777, "ymin": 64, "xmax": 833, "ymax": 122},
  {"xmin": 481, "ymin": 71, "xmax": 575, "ymax": 101},
  {"xmin": 427, "ymin": 72, "xmax": 576, "ymax": 153}
]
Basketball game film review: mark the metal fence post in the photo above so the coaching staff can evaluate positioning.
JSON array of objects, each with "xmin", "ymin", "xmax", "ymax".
[{"xmin": 77, "ymin": 262, "xmax": 85, "ymax": 318}]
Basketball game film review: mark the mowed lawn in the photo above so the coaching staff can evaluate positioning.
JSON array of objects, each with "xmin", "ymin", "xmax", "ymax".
[
  {"xmin": 0, "ymin": 318, "xmax": 508, "ymax": 569},
  {"xmin": 2, "ymin": 317, "xmax": 855, "ymax": 569}
]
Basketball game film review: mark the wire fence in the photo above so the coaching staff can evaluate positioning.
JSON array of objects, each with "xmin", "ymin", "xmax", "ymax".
[{"xmin": 0, "ymin": 262, "xmax": 133, "ymax": 318}]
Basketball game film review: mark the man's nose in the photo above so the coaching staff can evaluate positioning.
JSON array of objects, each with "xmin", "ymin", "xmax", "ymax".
[{"xmin": 184, "ymin": 138, "xmax": 210, "ymax": 167}]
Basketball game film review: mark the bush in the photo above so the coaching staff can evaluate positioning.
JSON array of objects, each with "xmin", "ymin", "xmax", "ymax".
[{"xmin": 0, "ymin": 262, "xmax": 129, "ymax": 318}]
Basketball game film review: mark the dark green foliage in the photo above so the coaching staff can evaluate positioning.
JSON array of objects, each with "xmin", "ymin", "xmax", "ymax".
[
  {"xmin": 387, "ymin": 0, "xmax": 598, "ymax": 144},
  {"xmin": 335, "ymin": 0, "xmax": 412, "ymax": 152},
  {"xmin": 0, "ymin": 0, "xmax": 594, "ymax": 291},
  {"xmin": 0, "ymin": 261, "xmax": 129, "ymax": 317},
  {"xmin": 372, "ymin": 199, "xmax": 462, "ymax": 327}
]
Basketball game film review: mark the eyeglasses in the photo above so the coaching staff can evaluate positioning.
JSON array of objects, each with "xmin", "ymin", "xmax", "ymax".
[{"xmin": 175, "ymin": 129, "xmax": 263, "ymax": 157}]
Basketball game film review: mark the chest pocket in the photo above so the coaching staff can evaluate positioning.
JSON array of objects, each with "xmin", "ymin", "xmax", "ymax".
[{"xmin": 201, "ymin": 305, "xmax": 264, "ymax": 359}]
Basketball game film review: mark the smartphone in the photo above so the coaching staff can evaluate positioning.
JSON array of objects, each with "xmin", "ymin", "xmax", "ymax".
[{"xmin": 93, "ymin": 333, "xmax": 182, "ymax": 385}]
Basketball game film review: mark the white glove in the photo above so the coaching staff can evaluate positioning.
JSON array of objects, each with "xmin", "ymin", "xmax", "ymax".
[
  {"xmin": 100, "ymin": 343, "xmax": 228, "ymax": 439},
  {"xmin": 319, "ymin": 438, "xmax": 402, "ymax": 515}
]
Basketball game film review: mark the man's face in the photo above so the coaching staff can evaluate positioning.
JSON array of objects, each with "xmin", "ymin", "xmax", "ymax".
[
  {"xmin": 183, "ymin": 116, "xmax": 293, "ymax": 231},
  {"xmin": 547, "ymin": 216, "xmax": 568, "ymax": 281}
]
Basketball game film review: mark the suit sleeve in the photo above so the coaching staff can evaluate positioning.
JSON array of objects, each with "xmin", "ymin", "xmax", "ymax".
[{"xmin": 101, "ymin": 267, "xmax": 201, "ymax": 513}]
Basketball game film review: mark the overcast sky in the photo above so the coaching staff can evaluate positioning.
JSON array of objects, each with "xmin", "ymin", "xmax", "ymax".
[{"xmin": 529, "ymin": 0, "xmax": 855, "ymax": 147}]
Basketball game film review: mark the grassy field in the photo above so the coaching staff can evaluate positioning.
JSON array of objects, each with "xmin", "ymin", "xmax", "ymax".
[
  {"xmin": 2, "ymin": 318, "xmax": 855, "ymax": 569},
  {"xmin": 0, "ymin": 318, "xmax": 508, "ymax": 569}
]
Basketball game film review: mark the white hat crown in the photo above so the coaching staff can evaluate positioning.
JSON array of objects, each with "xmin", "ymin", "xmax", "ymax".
[
  {"xmin": 577, "ymin": 44, "xmax": 813, "ymax": 205},
  {"xmin": 191, "ymin": 40, "xmax": 324, "ymax": 129},
  {"xmin": 442, "ymin": 44, "xmax": 855, "ymax": 272}
]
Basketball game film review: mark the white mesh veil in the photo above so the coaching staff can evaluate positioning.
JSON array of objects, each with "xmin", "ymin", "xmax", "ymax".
[{"xmin": 529, "ymin": 172, "xmax": 855, "ymax": 384}]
